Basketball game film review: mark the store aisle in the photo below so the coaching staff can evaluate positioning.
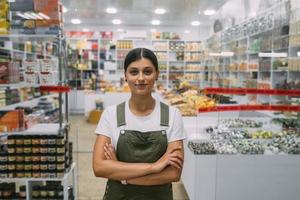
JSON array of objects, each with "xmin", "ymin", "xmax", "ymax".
[{"xmin": 69, "ymin": 115, "xmax": 189, "ymax": 200}]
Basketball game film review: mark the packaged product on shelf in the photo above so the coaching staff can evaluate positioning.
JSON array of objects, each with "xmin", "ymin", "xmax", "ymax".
[
  {"xmin": 24, "ymin": 72, "xmax": 38, "ymax": 84},
  {"xmin": 0, "ymin": 109, "xmax": 24, "ymax": 132},
  {"xmin": 40, "ymin": 58, "xmax": 58, "ymax": 72},
  {"xmin": 23, "ymin": 59, "xmax": 40, "ymax": 72},
  {"xmin": 39, "ymin": 71, "xmax": 58, "ymax": 85},
  {"xmin": 0, "ymin": 89, "xmax": 5, "ymax": 107},
  {"xmin": 0, "ymin": 61, "xmax": 20, "ymax": 84}
]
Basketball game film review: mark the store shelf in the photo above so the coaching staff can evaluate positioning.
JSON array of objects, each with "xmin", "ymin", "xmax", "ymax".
[
  {"xmin": 0, "ymin": 82, "xmax": 40, "ymax": 89},
  {"xmin": 1, "ymin": 94, "xmax": 56, "ymax": 110},
  {"xmin": 1, "ymin": 163, "xmax": 76, "ymax": 182}
]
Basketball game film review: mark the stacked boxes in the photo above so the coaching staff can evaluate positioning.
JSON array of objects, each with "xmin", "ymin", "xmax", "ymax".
[
  {"xmin": 0, "ymin": 61, "xmax": 20, "ymax": 83},
  {"xmin": 10, "ymin": 0, "xmax": 63, "ymax": 35},
  {"xmin": 0, "ymin": 109, "xmax": 24, "ymax": 132},
  {"xmin": 0, "ymin": 0, "xmax": 9, "ymax": 34},
  {"xmin": 23, "ymin": 58, "xmax": 59, "ymax": 85}
]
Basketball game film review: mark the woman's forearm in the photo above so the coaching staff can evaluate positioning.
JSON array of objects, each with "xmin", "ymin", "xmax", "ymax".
[
  {"xmin": 126, "ymin": 166, "xmax": 182, "ymax": 186},
  {"xmin": 93, "ymin": 159, "xmax": 154, "ymax": 181}
]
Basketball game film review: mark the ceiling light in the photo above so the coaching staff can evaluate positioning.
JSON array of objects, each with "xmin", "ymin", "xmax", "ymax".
[
  {"xmin": 151, "ymin": 20, "xmax": 160, "ymax": 25},
  {"xmin": 154, "ymin": 8, "xmax": 166, "ymax": 14},
  {"xmin": 23, "ymin": 12, "xmax": 36, "ymax": 19},
  {"xmin": 71, "ymin": 18, "xmax": 81, "ymax": 24},
  {"xmin": 117, "ymin": 28, "xmax": 124, "ymax": 32},
  {"xmin": 16, "ymin": 12, "xmax": 30, "ymax": 19},
  {"xmin": 82, "ymin": 28, "xmax": 89, "ymax": 32},
  {"xmin": 38, "ymin": 12, "xmax": 50, "ymax": 20},
  {"xmin": 63, "ymin": 6, "xmax": 68, "ymax": 13},
  {"xmin": 106, "ymin": 7, "xmax": 117, "ymax": 14},
  {"xmin": 150, "ymin": 29, "xmax": 157, "ymax": 32},
  {"xmin": 191, "ymin": 21, "xmax": 200, "ymax": 26},
  {"xmin": 204, "ymin": 9, "xmax": 216, "ymax": 15},
  {"xmin": 184, "ymin": 30, "xmax": 191, "ymax": 34},
  {"xmin": 30, "ymin": 12, "xmax": 43, "ymax": 20},
  {"xmin": 297, "ymin": 52, "xmax": 300, "ymax": 57},
  {"xmin": 112, "ymin": 19, "xmax": 122, "ymax": 24}
]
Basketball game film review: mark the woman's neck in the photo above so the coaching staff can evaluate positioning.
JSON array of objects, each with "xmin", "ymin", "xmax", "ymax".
[{"xmin": 129, "ymin": 94, "xmax": 155, "ymax": 116}]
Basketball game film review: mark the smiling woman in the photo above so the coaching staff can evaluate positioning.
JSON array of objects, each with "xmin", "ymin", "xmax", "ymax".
[{"xmin": 92, "ymin": 48, "xmax": 186, "ymax": 200}]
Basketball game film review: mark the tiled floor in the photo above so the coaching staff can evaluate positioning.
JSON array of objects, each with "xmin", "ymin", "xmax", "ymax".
[{"xmin": 69, "ymin": 115, "xmax": 189, "ymax": 200}]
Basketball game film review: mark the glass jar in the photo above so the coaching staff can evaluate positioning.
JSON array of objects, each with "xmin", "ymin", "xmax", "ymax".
[
  {"xmin": 48, "ymin": 145, "xmax": 56, "ymax": 154},
  {"xmin": 48, "ymin": 135, "xmax": 57, "ymax": 145},
  {"xmin": 15, "ymin": 135, "xmax": 24, "ymax": 145},
  {"xmin": 56, "ymin": 135, "xmax": 65, "ymax": 145},
  {"xmin": 56, "ymin": 145, "xmax": 65, "ymax": 154},
  {"xmin": 31, "ymin": 135, "xmax": 40, "ymax": 145},
  {"xmin": 32, "ymin": 185, "xmax": 40, "ymax": 198},
  {"xmin": 19, "ymin": 185, "xmax": 26, "ymax": 198},
  {"xmin": 7, "ymin": 135, "xmax": 15, "ymax": 145},
  {"xmin": 32, "ymin": 155, "xmax": 40, "ymax": 162},
  {"xmin": 23, "ymin": 136, "xmax": 32, "ymax": 146}
]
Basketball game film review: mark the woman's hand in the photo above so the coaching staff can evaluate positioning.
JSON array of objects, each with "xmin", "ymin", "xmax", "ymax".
[
  {"xmin": 104, "ymin": 143, "xmax": 117, "ymax": 160},
  {"xmin": 151, "ymin": 146, "xmax": 183, "ymax": 173}
]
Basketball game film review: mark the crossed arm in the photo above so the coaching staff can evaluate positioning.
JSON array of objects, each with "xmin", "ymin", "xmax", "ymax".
[{"xmin": 92, "ymin": 134, "xmax": 184, "ymax": 186}]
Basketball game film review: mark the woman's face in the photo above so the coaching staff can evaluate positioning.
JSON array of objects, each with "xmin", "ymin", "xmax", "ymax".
[{"xmin": 125, "ymin": 58, "xmax": 158, "ymax": 96}]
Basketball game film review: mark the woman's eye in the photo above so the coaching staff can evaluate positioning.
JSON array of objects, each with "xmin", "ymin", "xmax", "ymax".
[
  {"xmin": 144, "ymin": 70, "xmax": 153, "ymax": 75},
  {"xmin": 129, "ymin": 70, "xmax": 139, "ymax": 75}
]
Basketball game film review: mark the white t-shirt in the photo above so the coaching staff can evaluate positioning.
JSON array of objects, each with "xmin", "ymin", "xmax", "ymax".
[{"xmin": 95, "ymin": 99, "xmax": 187, "ymax": 148}]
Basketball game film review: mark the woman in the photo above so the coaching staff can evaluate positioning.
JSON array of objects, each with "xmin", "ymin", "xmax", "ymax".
[{"xmin": 93, "ymin": 48, "xmax": 186, "ymax": 200}]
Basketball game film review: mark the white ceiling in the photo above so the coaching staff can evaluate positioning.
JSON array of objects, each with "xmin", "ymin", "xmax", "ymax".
[{"xmin": 61, "ymin": 0, "xmax": 230, "ymax": 28}]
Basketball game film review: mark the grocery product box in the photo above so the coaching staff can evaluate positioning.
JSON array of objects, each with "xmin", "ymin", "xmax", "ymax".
[
  {"xmin": 40, "ymin": 59, "xmax": 58, "ymax": 72},
  {"xmin": 24, "ymin": 72, "xmax": 38, "ymax": 84},
  {"xmin": 39, "ymin": 71, "xmax": 58, "ymax": 85},
  {"xmin": 23, "ymin": 59, "xmax": 40, "ymax": 72},
  {"xmin": 35, "ymin": 26, "xmax": 60, "ymax": 35},
  {"xmin": 34, "ymin": 0, "xmax": 60, "ymax": 20},
  {"xmin": 0, "ymin": 61, "xmax": 8, "ymax": 83},
  {"xmin": 0, "ymin": 109, "xmax": 24, "ymax": 132},
  {"xmin": 0, "ymin": 62, "xmax": 20, "ymax": 84}
]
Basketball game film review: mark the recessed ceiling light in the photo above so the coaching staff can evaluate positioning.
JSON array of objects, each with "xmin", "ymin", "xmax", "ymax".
[
  {"xmin": 184, "ymin": 30, "xmax": 191, "ymax": 34},
  {"xmin": 297, "ymin": 52, "xmax": 300, "ymax": 57},
  {"xmin": 204, "ymin": 9, "xmax": 215, "ymax": 15},
  {"xmin": 63, "ymin": 6, "xmax": 68, "ymax": 13},
  {"xmin": 82, "ymin": 28, "xmax": 89, "ymax": 32},
  {"xmin": 150, "ymin": 29, "xmax": 157, "ymax": 32},
  {"xmin": 71, "ymin": 18, "xmax": 81, "ymax": 24},
  {"xmin": 154, "ymin": 8, "xmax": 166, "ymax": 14},
  {"xmin": 38, "ymin": 12, "xmax": 50, "ymax": 20},
  {"xmin": 117, "ymin": 28, "xmax": 124, "ymax": 32},
  {"xmin": 191, "ymin": 21, "xmax": 200, "ymax": 26},
  {"xmin": 30, "ymin": 12, "xmax": 43, "ymax": 20},
  {"xmin": 151, "ymin": 20, "xmax": 160, "ymax": 25},
  {"xmin": 112, "ymin": 19, "xmax": 122, "ymax": 25},
  {"xmin": 106, "ymin": 7, "xmax": 117, "ymax": 14}
]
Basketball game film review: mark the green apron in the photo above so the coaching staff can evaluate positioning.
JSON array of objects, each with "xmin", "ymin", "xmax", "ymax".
[{"xmin": 103, "ymin": 102, "xmax": 173, "ymax": 200}]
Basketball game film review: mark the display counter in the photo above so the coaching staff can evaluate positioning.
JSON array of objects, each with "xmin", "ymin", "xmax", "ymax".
[{"xmin": 181, "ymin": 111, "xmax": 300, "ymax": 200}]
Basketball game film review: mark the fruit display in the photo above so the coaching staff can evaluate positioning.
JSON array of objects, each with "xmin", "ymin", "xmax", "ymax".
[
  {"xmin": 188, "ymin": 141, "xmax": 217, "ymax": 155},
  {"xmin": 220, "ymin": 119, "xmax": 263, "ymax": 128},
  {"xmin": 251, "ymin": 130, "xmax": 273, "ymax": 139},
  {"xmin": 267, "ymin": 134, "xmax": 300, "ymax": 154},
  {"xmin": 231, "ymin": 139, "xmax": 265, "ymax": 154}
]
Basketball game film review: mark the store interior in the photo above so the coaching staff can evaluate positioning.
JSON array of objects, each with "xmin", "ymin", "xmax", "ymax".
[{"xmin": 1, "ymin": 0, "xmax": 300, "ymax": 199}]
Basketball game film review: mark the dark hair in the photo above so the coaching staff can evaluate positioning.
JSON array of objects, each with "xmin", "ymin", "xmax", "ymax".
[{"xmin": 124, "ymin": 48, "xmax": 158, "ymax": 72}]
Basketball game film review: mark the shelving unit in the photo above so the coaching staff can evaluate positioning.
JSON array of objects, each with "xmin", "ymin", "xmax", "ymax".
[{"xmin": 1, "ymin": 30, "xmax": 76, "ymax": 199}]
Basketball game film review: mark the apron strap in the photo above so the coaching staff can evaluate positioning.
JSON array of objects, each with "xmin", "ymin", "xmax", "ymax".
[
  {"xmin": 160, "ymin": 102, "xmax": 169, "ymax": 127},
  {"xmin": 117, "ymin": 102, "xmax": 126, "ymax": 127},
  {"xmin": 117, "ymin": 101, "xmax": 169, "ymax": 127}
]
